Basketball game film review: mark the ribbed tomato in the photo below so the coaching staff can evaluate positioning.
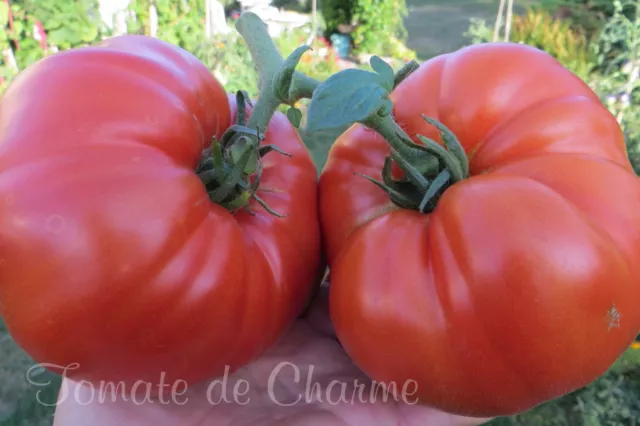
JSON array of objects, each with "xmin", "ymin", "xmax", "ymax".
[
  {"xmin": 0, "ymin": 35, "xmax": 321, "ymax": 390},
  {"xmin": 320, "ymin": 42, "xmax": 640, "ymax": 416}
]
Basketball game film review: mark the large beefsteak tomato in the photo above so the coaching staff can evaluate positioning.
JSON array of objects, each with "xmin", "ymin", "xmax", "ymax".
[
  {"xmin": 320, "ymin": 42, "xmax": 640, "ymax": 416},
  {"xmin": 0, "ymin": 35, "xmax": 321, "ymax": 390}
]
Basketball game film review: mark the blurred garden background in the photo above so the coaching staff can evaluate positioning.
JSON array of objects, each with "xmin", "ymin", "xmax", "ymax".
[{"xmin": 2, "ymin": 0, "xmax": 640, "ymax": 424}]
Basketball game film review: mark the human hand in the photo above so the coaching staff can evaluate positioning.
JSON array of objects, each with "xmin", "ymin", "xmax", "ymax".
[{"xmin": 52, "ymin": 284, "xmax": 493, "ymax": 426}]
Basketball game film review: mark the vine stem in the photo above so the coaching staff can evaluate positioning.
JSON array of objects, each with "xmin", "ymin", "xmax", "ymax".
[
  {"xmin": 195, "ymin": 12, "xmax": 323, "ymax": 216},
  {"xmin": 234, "ymin": 12, "xmax": 320, "ymax": 132},
  {"xmin": 234, "ymin": 12, "xmax": 470, "ymax": 213}
]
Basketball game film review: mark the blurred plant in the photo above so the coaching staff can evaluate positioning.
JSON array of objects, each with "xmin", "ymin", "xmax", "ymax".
[
  {"xmin": 18, "ymin": 0, "xmax": 105, "ymax": 50},
  {"xmin": 320, "ymin": 0, "xmax": 353, "ymax": 40},
  {"xmin": 0, "ymin": 0, "xmax": 108, "ymax": 92},
  {"xmin": 350, "ymin": 0, "xmax": 409, "ymax": 56},
  {"xmin": 589, "ymin": 0, "xmax": 640, "ymax": 173},
  {"xmin": 319, "ymin": 0, "xmax": 414, "ymax": 59},
  {"xmin": 487, "ymin": 348, "xmax": 640, "ymax": 426},
  {"xmin": 278, "ymin": 29, "xmax": 342, "ymax": 81},
  {"xmin": 192, "ymin": 31, "xmax": 257, "ymax": 97},
  {"xmin": 466, "ymin": 7, "xmax": 595, "ymax": 81},
  {"xmin": 192, "ymin": 26, "xmax": 341, "ymax": 100},
  {"xmin": 539, "ymin": 0, "xmax": 637, "ymax": 40},
  {"xmin": 127, "ymin": 0, "xmax": 205, "ymax": 53}
]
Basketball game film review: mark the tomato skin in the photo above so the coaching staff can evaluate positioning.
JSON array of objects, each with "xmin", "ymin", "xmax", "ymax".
[
  {"xmin": 320, "ymin": 42, "xmax": 640, "ymax": 416},
  {"xmin": 0, "ymin": 35, "xmax": 321, "ymax": 389}
]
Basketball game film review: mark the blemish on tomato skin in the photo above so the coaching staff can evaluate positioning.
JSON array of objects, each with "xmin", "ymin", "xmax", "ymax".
[
  {"xmin": 193, "ymin": 197, "xmax": 208, "ymax": 208},
  {"xmin": 478, "ymin": 166, "xmax": 496, "ymax": 175},
  {"xmin": 605, "ymin": 303, "xmax": 622, "ymax": 331}
]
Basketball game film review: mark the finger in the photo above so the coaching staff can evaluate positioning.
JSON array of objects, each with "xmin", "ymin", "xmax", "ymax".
[{"xmin": 52, "ymin": 379, "xmax": 214, "ymax": 426}]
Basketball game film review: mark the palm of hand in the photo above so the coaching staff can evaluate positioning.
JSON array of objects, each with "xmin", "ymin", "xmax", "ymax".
[{"xmin": 53, "ymin": 287, "xmax": 491, "ymax": 426}]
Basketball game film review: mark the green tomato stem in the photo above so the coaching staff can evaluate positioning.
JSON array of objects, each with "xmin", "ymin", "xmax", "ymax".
[
  {"xmin": 235, "ymin": 12, "xmax": 320, "ymax": 132},
  {"xmin": 196, "ymin": 13, "xmax": 321, "ymax": 216},
  {"xmin": 359, "ymin": 109, "xmax": 470, "ymax": 213},
  {"xmin": 393, "ymin": 60, "xmax": 420, "ymax": 88}
]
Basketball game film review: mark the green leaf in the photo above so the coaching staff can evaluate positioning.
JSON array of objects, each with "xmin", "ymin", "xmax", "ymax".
[
  {"xmin": 300, "ymin": 125, "xmax": 350, "ymax": 176},
  {"xmin": 370, "ymin": 56, "xmax": 395, "ymax": 92},
  {"xmin": 273, "ymin": 45, "xmax": 311, "ymax": 103},
  {"xmin": 306, "ymin": 69, "xmax": 389, "ymax": 133},
  {"xmin": 287, "ymin": 107, "xmax": 302, "ymax": 128},
  {"xmin": 81, "ymin": 26, "xmax": 99, "ymax": 42},
  {"xmin": 0, "ymin": 2, "xmax": 9, "ymax": 27},
  {"xmin": 12, "ymin": 21, "xmax": 23, "ymax": 35},
  {"xmin": 47, "ymin": 28, "xmax": 77, "ymax": 46}
]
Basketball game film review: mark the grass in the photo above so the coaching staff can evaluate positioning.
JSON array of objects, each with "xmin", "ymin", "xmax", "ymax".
[{"xmin": 0, "ymin": 317, "xmax": 61, "ymax": 426}]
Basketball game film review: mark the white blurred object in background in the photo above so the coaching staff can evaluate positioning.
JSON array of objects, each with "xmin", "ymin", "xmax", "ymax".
[{"xmin": 99, "ymin": 0, "xmax": 131, "ymax": 36}]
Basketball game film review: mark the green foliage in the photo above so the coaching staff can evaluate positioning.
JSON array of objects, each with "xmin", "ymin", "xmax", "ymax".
[
  {"xmin": 306, "ymin": 66, "xmax": 391, "ymax": 132},
  {"xmin": 319, "ymin": 0, "xmax": 414, "ymax": 59},
  {"xmin": 0, "ymin": 0, "xmax": 108, "ymax": 92},
  {"xmin": 191, "ymin": 27, "xmax": 341, "ymax": 100},
  {"xmin": 0, "ymin": 0, "xmax": 343, "ymax": 98},
  {"xmin": 126, "ymin": 0, "xmax": 205, "ymax": 53},
  {"xmin": 350, "ymin": 0, "xmax": 410, "ymax": 57},
  {"xmin": 320, "ymin": 0, "xmax": 353, "ymax": 37},
  {"xmin": 487, "ymin": 348, "xmax": 640, "ymax": 426},
  {"xmin": 19, "ymin": 0, "xmax": 105, "ymax": 49},
  {"xmin": 465, "ymin": 0, "xmax": 640, "ymax": 174},
  {"xmin": 539, "ymin": 0, "xmax": 637, "ymax": 39},
  {"xmin": 589, "ymin": 0, "xmax": 640, "ymax": 173},
  {"xmin": 273, "ymin": 29, "xmax": 343, "ymax": 83},
  {"xmin": 465, "ymin": 7, "xmax": 595, "ymax": 81}
]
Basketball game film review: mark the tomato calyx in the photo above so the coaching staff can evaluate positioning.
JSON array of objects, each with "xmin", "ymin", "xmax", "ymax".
[
  {"xmin": 358, "ymin": 111, "xmax": 469, "ymax": 213},
  {"xmin": 194, "ymin": 12, "xmax": 323, "ymax": 216},
  {"xmin": 196, "ymin": 91, "xmax": 290, "ymax": 216},
  {"xmin": 303, "ymin": 55, "xmax": 469, "ymax": 213}
]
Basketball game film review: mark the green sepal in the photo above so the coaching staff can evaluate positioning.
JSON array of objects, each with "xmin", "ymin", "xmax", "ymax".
[
  {"xmin": 230, "ymin": 137, "xmax": 258, "ymax": 175},
  {"xmin": 273, "ymin": 45, "xmax": 312, "ymax": 103},
  {"xmin": 287, "ymin": 107, "xmax": 303, "ymax": 128}
]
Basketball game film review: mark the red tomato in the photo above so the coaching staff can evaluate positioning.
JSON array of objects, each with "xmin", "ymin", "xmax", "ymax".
[
  {"xmin": 320, "ymin": 42, "xmax": 640, "ymax": 416},
  {"xmin": 0, "ymin": 35, "xmax": 321, "ymax": 390}
]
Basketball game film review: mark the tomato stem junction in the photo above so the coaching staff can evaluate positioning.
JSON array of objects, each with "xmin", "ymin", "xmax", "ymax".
[
  {"xmin": 235, "ymin": 12, "xmax": 320, "ymax": 131},
  {"xmin": 196, "ymin": 12, "xmax": 321, "ymax": 216},
  {"xmin": 196, "ymin": 92, "xmax": 288, "ymax": 215},
  {"xmin": 360, "ymin": 110, "xmax": 469, "ymax": 213},
  {"xmin": 303, "ymin": 52, "xmax": 468, "ymax": 213}
]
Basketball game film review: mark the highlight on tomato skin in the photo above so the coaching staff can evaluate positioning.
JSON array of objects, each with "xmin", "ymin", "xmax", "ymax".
[
  {"xmin": 318, "ymin": 42, "xmax": 640, "ymax": 417},
  {"xmin": 0, "ymin": 34, "xmax": 321, "ymax": 393}
]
